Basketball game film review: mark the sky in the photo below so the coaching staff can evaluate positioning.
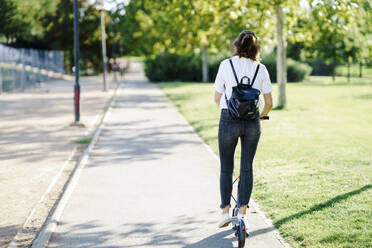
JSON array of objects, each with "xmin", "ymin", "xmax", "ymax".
[{"xmin": 89, "ymin": 0, "xmax": 130, "ymax": 11}]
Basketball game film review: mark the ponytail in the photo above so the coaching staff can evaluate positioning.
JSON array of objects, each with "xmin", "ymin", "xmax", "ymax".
[{"xmin": 233, "ymin": 30, "xmax": 260, "ymax": 61}]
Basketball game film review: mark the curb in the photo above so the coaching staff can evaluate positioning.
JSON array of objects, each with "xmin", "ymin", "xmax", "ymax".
[
  {"xmin": 29, "ymin": 82, "xmax": 121, "ymax": 248},
  {"xmin": 7, "ymin": 80, "xmax": 120, "ymax": 248},
  {"xmin": 7, "ymin": 148, "xmax": 78, "ymax": 248},
  {"xmin": 157, "ymin": 83, "xmax": 292, "ymax": 248}
]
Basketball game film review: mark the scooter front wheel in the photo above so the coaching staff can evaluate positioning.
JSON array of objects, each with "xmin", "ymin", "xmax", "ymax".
[{"xmin": 238, "ymin": 219, "xmax": 246, "ymax": 248}]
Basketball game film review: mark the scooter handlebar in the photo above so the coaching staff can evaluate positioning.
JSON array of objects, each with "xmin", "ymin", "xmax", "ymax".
[{"xmin": 260, "ymin": 116, "xmax": 269, "ymax": 120}]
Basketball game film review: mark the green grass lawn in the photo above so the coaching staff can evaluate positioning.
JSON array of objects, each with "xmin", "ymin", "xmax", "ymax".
[
  {"xmin": 73, "ymin": 137, "xmax": 92, "ymax": 144},
  {"xmin": 159, "ymin": 76, "xmax": 372, "ymax": 248}
]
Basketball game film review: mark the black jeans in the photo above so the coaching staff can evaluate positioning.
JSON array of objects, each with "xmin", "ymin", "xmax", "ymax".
[{"xmin": 218, "ymin": 109, "xmax": 261, "ymax": 209}]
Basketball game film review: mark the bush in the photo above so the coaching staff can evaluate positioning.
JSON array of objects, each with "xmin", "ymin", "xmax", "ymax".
[
  {"xmin": 145, "ymin": 53, "xmax": 201, "ymax": 82},
  {"xmin": 145, "ymin": 52, "xmax": 311, "ymax": 83},
  {"xmin": 208, "ymin": 55, "xmax": 225, "ymax": 82},
  {"xmin": 261, "ymin": 55, "xmax": 276, "ymax": 82},
  {"xmin": 145, "ymin": 53, "xmax": 226, "ymax": 82},
  {"xmin": 287, "ymin": 60, "xmax": 313, "ymax": 82},
  {"xmin": 261, "ymin": 55, "xmax": 312, "ymax": 82},
  {"xmin": 307, "ymin": 59, "xmax": 334, "ymax": 76}
]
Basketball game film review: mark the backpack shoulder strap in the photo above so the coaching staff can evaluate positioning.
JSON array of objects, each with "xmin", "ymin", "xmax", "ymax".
[
  {"xmin": 229, "ymin": 59, "xmax": 239, "ymax": 84},
  {"xmin": 250, "ymin": 64, "xmax": 260, "ymax": 86}
]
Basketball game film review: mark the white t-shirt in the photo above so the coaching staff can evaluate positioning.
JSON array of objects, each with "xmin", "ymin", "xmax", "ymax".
[{"xmin": 214, "ymin": 56, "xmax": 272, "ymax": 109}]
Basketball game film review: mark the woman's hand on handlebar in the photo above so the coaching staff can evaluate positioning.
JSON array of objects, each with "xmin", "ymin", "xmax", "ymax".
[{"xmin": 260, "ymin": 93, "xmax": 272, "ymax": 120}]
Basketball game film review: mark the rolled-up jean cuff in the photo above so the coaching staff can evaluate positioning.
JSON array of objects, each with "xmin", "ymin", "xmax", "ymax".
[{"xmin": 220, "ymin": 203, "xmax": 231, "ymax": 209}]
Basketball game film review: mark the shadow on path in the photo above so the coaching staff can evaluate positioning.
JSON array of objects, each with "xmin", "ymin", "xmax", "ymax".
[
  {"xmin": 50, "ymin": 215, "xmax": 280, "ymax": 248},
  {"xmin": 0, "ymin": 225, "xmax": 19, "ymax": 247},
  {"xmin": 50, "ymin": 221, "xmax": 114, "ymax": 248},
  {"xmin": 87, "ymin": 121, "xmax": 200, "ymax": 166}
]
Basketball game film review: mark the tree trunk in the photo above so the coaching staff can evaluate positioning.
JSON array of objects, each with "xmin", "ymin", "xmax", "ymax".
[
  {"xmin": 359, "ymin": 62, "xmax": 362, "ymax": 78},
  {"xmin": 332, "ymin": 59, "xmax": 335, "ymax": 82},
  {"xmin": 0, "ymin": 67, "xmax": 3, "ymax": 94},
  {"xmin": 202, "ymin": 46, "xmax": 208, "ymax": 82},
  {"xmin": 275, "ymin": 5, "xmax": 287, "ymax": 108},
  {"xmin": 347, "ymin": 60, "xmax": 350, "ymax": 82}
]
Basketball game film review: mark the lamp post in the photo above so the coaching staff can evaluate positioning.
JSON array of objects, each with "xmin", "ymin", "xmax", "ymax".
[
  {"xmin": 95, "ymin": 0, "xmax": 107, "ymax": 91},
  {"xmin": 73, "ymin": 0, "xmax": 80, "ymax": 123}
]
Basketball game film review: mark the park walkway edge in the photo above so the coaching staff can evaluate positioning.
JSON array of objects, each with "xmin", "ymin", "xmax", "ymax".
[
  {"xmin": 6, "ymin": 80, "xmax": 121, "ymax": 248},
  {"xmin": 29, "ymin": 82, "xmax": 120, "ymax": 248}
]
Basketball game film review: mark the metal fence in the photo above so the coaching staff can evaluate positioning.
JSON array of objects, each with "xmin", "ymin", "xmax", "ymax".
[{"xmin": 0, "ymin": 44, "xmax": 64, "ymax": 93}]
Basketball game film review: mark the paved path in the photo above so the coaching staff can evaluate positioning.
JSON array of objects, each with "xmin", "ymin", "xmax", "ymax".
[
  {"xmin": 48, "ymin": 63, "xmax": 288, "ymax": 248},
  {"xmin": 0, "ymin": 75, "xmax": 118, "ymax": 247}
]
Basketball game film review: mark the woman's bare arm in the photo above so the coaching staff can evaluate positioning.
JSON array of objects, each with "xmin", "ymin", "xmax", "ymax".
[
  {"xmin": 260, "ymin": 93, "xmax": 273, "ymax": 117},
  {"xmin": 214, "ymin": 91, "xmax": 222, "ymax": 107}
]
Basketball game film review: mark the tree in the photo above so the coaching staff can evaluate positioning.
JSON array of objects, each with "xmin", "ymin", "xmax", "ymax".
[
  {"xmin": 274, "ymin": 2, "xmax": 288, "ymax": 108},
  {"xmin": 12, "ymin": 0, "xmax": 59, "ymax": 39},
  {"xmin": 241, "ymin": 0, "xmax": 300, "ymax": 108},
  {"xmin": 136, "ymin": 0, "xmax": 219, "ymax": 82},
  {"xmin": 111, "ymin": 0, "xmax": 154, "ymax": 56},
  {"xmin": 42, "ymin": 0, "xmax": 110, "ymax": 73},
  {"xmin": 0, "ymin": 0, "xmax": 113, "ymax": 73},
  {"xmin": 355, "ymin": 0, "xmax": 372, "ymax": 77},
  {"xmin": 113, "ymin": 0, "xmax": 371, "ymax": 107},
  {"xmin": 269, "ymin": 0, "xmax": 371, "ymax": 106},
  {"xmin": 304, "ymin": 0, "xmax": 370, "ymax": 81},
  {"xmin": 0, "ymin": 0, "xmax": 27, "ymax": 43},
  {"xmin": 0, "ymin": 0, "xmax": 59, "ymax": 46},
  {"xmin": 267, "ymin": 0, "xmax": 302, "ymax": 108},
  {"xmin": 122, "ymin": 0, "xmax": 272, "ymax": 82},
  {"xmin": 139, "ymin": 0, "xmax": 296, "ymax": 100}
]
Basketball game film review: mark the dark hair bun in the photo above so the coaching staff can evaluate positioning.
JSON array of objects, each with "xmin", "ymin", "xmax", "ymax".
[{"xmin": 234, "ymin": 30, "xmax": 260, "ymax": 61}]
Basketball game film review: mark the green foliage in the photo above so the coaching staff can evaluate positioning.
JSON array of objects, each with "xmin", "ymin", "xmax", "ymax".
[
  {"xmin": 120, "ymin": 0, "xmax": 372, "ymax": 79},
  {"xmin": 262, "ymin": 54, "xmax": 312, "ymax": 82},
  {"xmin": 110, "ymin": 0, "xmax": 153, "ymax": 56},
  {"xmin": 0, "ymin": 0, "xmax": 114, "ymax": 73},
  {"xmin": 307, "ymin": 59, "xmax": 335, "ymax": 76},
  {"xmin": 304, "ymin": 0, "xmax": 371, "ymax": 71},
  {"xmin": 144, "ymin": 53, "xmax": 224, "ymax": 82},
  {"xmin": 287, "ymin": 42, "xmax": 304, "ymax": 61},
  {"xmin": 146, "ymin": 52, "xmax": 312, "ymax": 83},
  {"xmin": 0, "ymin": 0, "xmax": 27, "ymax": 43},
  {"xmin": 2, "ymin": 0, "xmax": 372, "ymax": 77},
  {"xmin": 208, "ymin": 56, "xmax": 224, "ymax": 82},
  {"xmin": 145, "ymin": 53, "xmax": 201, "ymax": 82},
  {"xmin": 13, "ymin": 0, "xmax": 58, "ymax": 39},
  {"xmin": 41, "ymin": 0, "xmax": 111, "ymax": 74},
  {"xmin": 287, "ymin": 59, "xmax": 312, "ymax": 82},
  {"xmin": 0, "ymin": 0, "xmax": 59, "ymax": 45},
  {"xmin": 116, "ymin": 0, "xmax": 274, "ymax": 56},
  {"xmin": 74, "ymin": 137, "xmax": 92, "ymax": 144}
]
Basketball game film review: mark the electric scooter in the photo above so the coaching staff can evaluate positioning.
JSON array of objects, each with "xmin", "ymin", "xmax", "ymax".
[{"xmin": 231, "ymin": 115, "xmax": 269, "ymax": 248}]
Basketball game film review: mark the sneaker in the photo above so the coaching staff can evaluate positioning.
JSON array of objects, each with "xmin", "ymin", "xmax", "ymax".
[
  {"xmin": 218, "ymin": 213, "xmax": 231, "ymax": 228},
  {"xmin": 237, "ymin": 213, "xmax": 250, "ymax": 229}
]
